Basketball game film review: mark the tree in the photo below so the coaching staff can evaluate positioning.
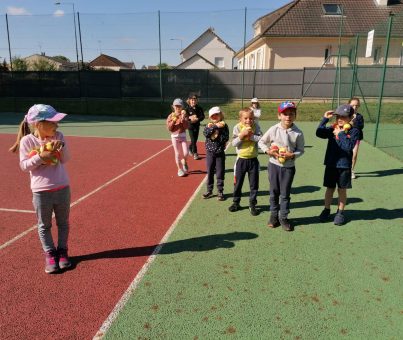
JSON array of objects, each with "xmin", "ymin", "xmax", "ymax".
[
  {"xmin": 52, "ymin": 55, "xmax": 70, "ymax": 63},
  {"xmin": 11, "ymin": 56, "xmax": 28, "ymax": 71},
  {"xmin": 31, "ymin": 59, "xmax": 57, "ymax": 71},
  {"xmin": 0, "ymin": 59, "xmax": 8, "ymax": 71},
  {"xmin": 157, "ymin": 63, "xmax": 171, "ymax": 70}
]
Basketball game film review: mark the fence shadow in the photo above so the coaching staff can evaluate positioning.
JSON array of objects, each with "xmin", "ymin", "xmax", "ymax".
[
  {"xmin": 71, "ymin": 231, "xmax": 258, "ymax": 265},
  {"xmin": 355, "ymin": 168, "xmax": 403, "ymax": 178}
]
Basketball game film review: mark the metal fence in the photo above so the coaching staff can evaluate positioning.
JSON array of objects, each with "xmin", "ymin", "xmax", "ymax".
[{"xmin": 1, "ymin": 66, "xmax": 402, "ymax": 101}]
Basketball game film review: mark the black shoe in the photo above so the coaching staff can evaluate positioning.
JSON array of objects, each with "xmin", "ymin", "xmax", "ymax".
[
  {"xmin": 319, "ymin": 208, "xmax": 331, "ymax": 222},
  {"xmin": 228, "ymin": 202, "xmax": 240, "ymax": 212},
  {"xmin": 249, "ymin": 205, "xmax": 259, "ymax": 216},
  {"xmin": 202, "ymin": 191, "xmax": 213, "ymax": 199},
  {"xmin": 333, "ymin": 210, "xmax": 345, "ymax": 226},
  {"xmin": 217, "ymin": 192, "xmax": 225, "ymax": 201},
  {"xmin": 279, "ymin": 218, "xmax": 293, "ymax": 231},
  {"xmin": 267, "ymin": 214, "xmax": 280, "ymax": 228}
]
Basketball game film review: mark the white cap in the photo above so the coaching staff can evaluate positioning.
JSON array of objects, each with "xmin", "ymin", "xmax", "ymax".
[
  {"xmin": 173, "ymin": 98, "xmax": 184, "ymax": 106},
  {"xmin": 208, "ymin": 106, "xmax": 221, "ymax": 117},
  {"xmin": 251, "ymin": 98, "xmax": 259, "ymax": 103}
]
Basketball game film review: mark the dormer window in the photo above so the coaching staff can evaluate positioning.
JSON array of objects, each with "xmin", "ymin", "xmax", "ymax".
[{"xmin": 322, "ymin": 4, "xmax": 343, "ymax": 15}]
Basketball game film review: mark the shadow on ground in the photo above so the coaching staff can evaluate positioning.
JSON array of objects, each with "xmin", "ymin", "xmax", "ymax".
[{"xmin": 71, "ymin": 231, "xmax": 258, "ymax": 265}]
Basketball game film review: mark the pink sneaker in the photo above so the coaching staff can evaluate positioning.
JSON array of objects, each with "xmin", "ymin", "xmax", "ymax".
[
  {"xmin": 45, "ymin": 250, "xmax": 59, "ymax": 274},
  {"xmin": 58, "ymin": 248, "xmax": 71, "ymax": 270}
]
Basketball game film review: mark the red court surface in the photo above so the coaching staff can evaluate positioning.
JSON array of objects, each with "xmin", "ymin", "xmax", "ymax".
[{"xmin": 0, "ymin": 134, "xmax": 206, "ymax": 339}]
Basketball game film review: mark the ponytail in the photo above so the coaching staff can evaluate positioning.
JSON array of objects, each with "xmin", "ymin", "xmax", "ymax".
[{"xmin": 9, "ymin": 119, "xmax": 31, "ymax": 153}]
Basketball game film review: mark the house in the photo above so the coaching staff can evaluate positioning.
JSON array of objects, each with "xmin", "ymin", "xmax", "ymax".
[
  {"xmin": 88, "ymin": 54, "xmax": 135, "ymax": 71},
  {"xmin": 234, "ymin": 0, "xmax": 403, "ymax": 70},
  {"xmin": 175, "ymin": 28, "xmax": 235, "ymax": 69},
  {"xmin": 24, "ymin": 54, "xmax": 77, "ymax": 71}
]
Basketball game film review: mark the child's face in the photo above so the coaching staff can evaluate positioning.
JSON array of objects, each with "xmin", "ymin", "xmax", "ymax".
[
  {"xmin": 174, "ymin": 105, "xmax": 182, "ymax": 113},
  {"xmin": 240, "ymin": 112, "xmax": 254, "ymax": 126},
  {"xmin": 189, "ymin": 98, "xmax": 197, "ymax": 106},
  {"xmin": 251, "ymin": 102, "xmax": 258, "ymax": 107},
  {"xmin": 335, "ymin": 115, "xmax": 350, "ymax": 127},
  {"xmin": 349, "ymin": 99, "xmax": 360, "ymax": 112},
  {"xmin": 37, "ymin": 120, "xmax": 58, "ymax": 137},
  {"xmin": 210, "ymin": 113, "xmax": 221, "ymax": 123},
  {"xmin": 278, "ymin": 108, "xmax": 296, "ymax": 128}
]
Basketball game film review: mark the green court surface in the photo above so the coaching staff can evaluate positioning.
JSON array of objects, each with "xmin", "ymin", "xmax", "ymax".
[{"xmin": 2, "ymin": 114, "xmax": 402, "ymax": 339}]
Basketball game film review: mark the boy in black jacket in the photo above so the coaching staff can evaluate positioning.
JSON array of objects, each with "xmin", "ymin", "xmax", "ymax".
[{"xmin": 316, "ymin": 104, "xmax": 359, "ymax": 226}]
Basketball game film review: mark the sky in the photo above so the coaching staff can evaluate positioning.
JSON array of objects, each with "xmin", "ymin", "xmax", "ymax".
[{"xmin": 0, "ymin": 0, "xmax": 291, "ymax": 67}]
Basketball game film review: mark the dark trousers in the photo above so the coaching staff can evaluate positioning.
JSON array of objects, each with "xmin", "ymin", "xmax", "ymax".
[
  {"xmin": 188, "ymin": 125, "xmax": 200, "ymax": 154},
  {"xmin": 206, "ymin": 151, "xmax": 225, "ymax": 192},
  {"xmin": 268, "ymin": 162, "xmax": 295, "ymax": 219},
  {"xmin": 232, "ymin": 157, "xmax": 259, "ymax": 205}
]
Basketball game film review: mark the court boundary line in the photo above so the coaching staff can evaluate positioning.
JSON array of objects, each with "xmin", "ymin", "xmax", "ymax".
[
  {"xmin": 0, "ymin": 208, "xmax": 35, "ymax": 213},
  {"xmin": 0, "ymin": 144, "xmax": 172, "ymax": 251},
  {"xmin": 93, "ymin": 177, "xmax": 206, "ymax": 340}
]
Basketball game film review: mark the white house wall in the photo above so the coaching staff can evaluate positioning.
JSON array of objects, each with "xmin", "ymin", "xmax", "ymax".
[{"xmin": 182, "ymin": 32, "xmax": 234, "ymax": 69}]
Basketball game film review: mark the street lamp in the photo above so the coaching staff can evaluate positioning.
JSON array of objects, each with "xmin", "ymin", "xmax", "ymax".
[
  {"xmin": 170, "ymin": 38, "xmax": 183, "ymax": 62},
  {"xmin": 55, "ymin": 1, "xmax": 80, "ymax": 70}
]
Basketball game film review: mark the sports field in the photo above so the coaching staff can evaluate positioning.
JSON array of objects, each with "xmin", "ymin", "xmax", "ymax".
[{"xmin": 0, "ymin": 113, "xmax": 402, "ymax": 339}]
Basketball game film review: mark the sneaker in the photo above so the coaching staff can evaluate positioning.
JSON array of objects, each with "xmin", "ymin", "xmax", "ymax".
[
  {"xmin": 319, "ymin": 208, "xmax": 331, "ymax": 222},
  {"xmin": 217, "ymin": 192, "xmax": 225, "ymax": 201},
  {"xmin": 177, "ymin": 169, "xmax": 185, "ymax": 177},
  {"xmin": 202, "ymin": 191, "xmax": 213, "ymax": 199},
  {"xmin": 351, "ymin": 170, "xmax": 356, "ymax": 179},
  {"xmin": 267, "ymin": 214, "xmax": 280, "ymax": 228},
  {"xmin": 279, "ymin": 218, "xmax": 293, "ymax": 232},
  {"xmin": 249, "ymin": 205, "xmax": 259, "ymax": 216},
  {"xmin": 334, "ymin": 210, "xmax": 345, "ymax": 226},
  {"xmin": 189, "ymin": 150, "xmax": 194, "ymax": 156},
  {"xmin": 181, "ymin": 160, "xmax": 189, "ymax": 173},
  {"xmin": 45, "ymin": 249, "xmax": 59, "ymax": 274},
  {"xmin": 58, "ymin": 248, "xmax": 71, "ymax": 270},
  {"xmin": 228, "ymin": 202, "xmax": 240, "ymax": 212},
  {"xmin": 193, "ymin": 153, "xmax": 200, "ymax": 160}
]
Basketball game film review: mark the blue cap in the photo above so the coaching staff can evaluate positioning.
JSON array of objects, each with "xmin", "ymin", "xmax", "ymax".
[
  {"xmin": 335, "ymin": 104, "xmax": 354, "ymax": 117},
  {"xmin": 278, "ymin": 101, "xmax": 296, "ymax": 113},
  {"xmin": 25, "ymin": 104, "xmax": 66, "ymax": 124}
]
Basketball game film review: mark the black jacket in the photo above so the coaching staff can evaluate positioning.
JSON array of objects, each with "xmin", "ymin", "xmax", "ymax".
[{"xmin": 186, "ymin": 105, "xmax": 205, "ymax": 129}]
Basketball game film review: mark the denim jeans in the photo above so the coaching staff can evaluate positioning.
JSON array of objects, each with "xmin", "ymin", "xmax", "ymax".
[{"xmin": 32, "ymin": 186, "xmax": 70, "ymax": 253}]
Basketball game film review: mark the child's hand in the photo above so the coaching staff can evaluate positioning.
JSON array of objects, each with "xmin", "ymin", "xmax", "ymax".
[
  {"xmin": 216, "ymin": 121, "xmax": 225, "ymax": 128},
  {"xmin": 52, "ymin": 140, "xmax": 64, "ymax": 151},
  {"xmin": 324, "ymin": 110, "xmax": 334, "ymax": 119},
  {"xmin": 190, "ymin": 115, "xmax": 198, "ymax": 123},
  {"xmin": 207, "ymin": 122, "xmax": 214, "ymax": 128},
  {"xmin": 333, "ymin": 125, "xmax": 342, "ymax": 136}
]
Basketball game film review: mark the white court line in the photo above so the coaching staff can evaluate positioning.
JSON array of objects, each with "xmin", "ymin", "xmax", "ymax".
[
  {"xmin": 0, "ymin": 208, "xmax": 35, "ymax": 213},
  {"xmin": 0, "ymin": 144, "xmax": 172, "ymax": 251},
  {"xmin": 93, "ymin": 177, "xmax": 206, "ymax": 340}
]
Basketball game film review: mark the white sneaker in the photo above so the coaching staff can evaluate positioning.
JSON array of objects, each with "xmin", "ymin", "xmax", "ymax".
[
  {"xmin": 351, "ymin": 170, "xmax": 356, "ymax": 179},
  {"xmin": 181, "ymin": 159, "xmax": 189, "ymax": 173},
  {"xmin": 177, "ymin": 169, "xmax": 185, "ymax": 177}
]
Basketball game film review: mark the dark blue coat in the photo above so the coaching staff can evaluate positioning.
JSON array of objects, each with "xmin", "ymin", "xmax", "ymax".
[{"xmin": 316, "ymin": 117, "xmax": 359, "ymax": 168}]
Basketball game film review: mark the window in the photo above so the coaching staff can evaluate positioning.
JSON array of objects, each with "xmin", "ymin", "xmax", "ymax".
[
  {"xmin": 322, "ymin": 4, "xmax": 342, "ymax": 15},
  {"xmin": 256, "ymin": 49, "xmax": 262, "ymax": 69},
  {"xmin": 373, "ymin": 47, "xmax": 382, "ymax": 64},
  {"xmin": 214, "ymin": 57, "xmax": 224, "ymax": 68},
  {"xmin": 324, "ymin": 46, "xmax": 333, "ymax": 64}
]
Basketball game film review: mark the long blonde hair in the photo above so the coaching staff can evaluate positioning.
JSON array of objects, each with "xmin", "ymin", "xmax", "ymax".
[{"xmin": 9, "ymin": 119, "xmax": 32, "ymax": 153}]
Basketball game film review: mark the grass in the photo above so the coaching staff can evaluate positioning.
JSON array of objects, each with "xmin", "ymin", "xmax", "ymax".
[{"xmin": 1, "ymin": 97, "xmax": 402, "ymax": 123}]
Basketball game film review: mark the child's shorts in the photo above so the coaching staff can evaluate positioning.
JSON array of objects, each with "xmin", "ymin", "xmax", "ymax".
[{"xmin": 323, "ymin": 166, "xmax": 352, "ymax": 189}]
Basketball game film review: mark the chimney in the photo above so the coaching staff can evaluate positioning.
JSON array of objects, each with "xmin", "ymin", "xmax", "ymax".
[{"xmin": 374, "ymin": 0, "xmax": 389, "ymax": 6}]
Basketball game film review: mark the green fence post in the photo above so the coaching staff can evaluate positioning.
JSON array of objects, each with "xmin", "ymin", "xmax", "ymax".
[
  {"xmin": 241, "ymin": 7, "xmax": 247, "ymax": 107},
  {"xmin": 158, "ymin": 10, "xmax": 163, "ymax": 103},
  {"xmin": 350, "ymin": 35, "xmax": 359, "ymax": 98},
  {"xmin": 373, "ymin": 14, "xmax": 394, "ymax": 147}
]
